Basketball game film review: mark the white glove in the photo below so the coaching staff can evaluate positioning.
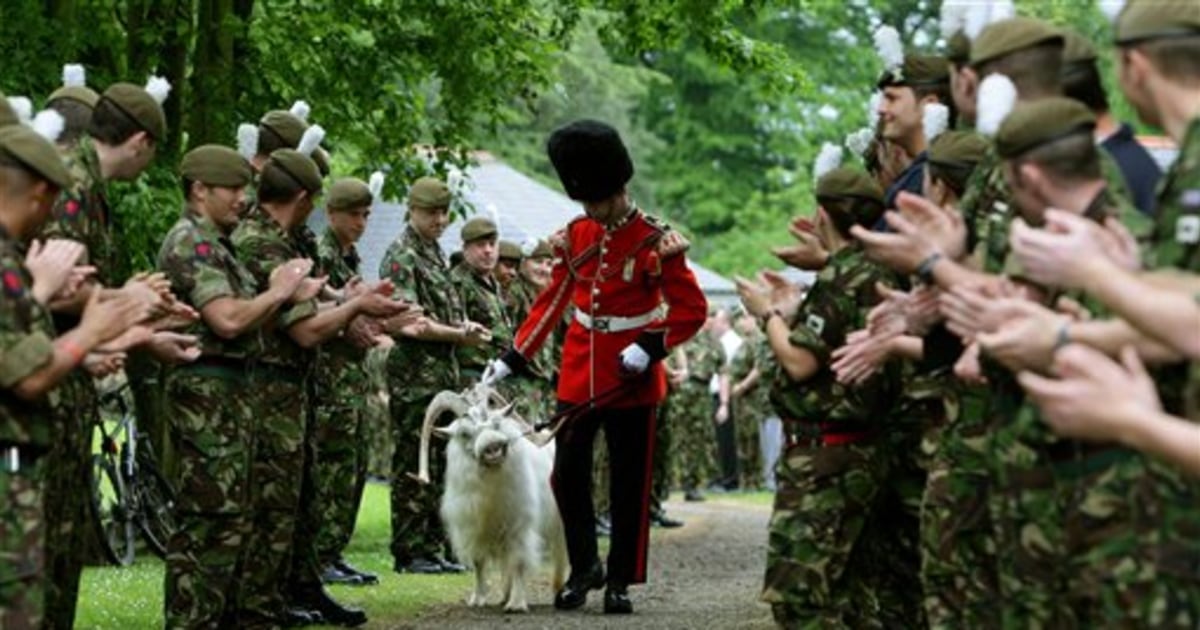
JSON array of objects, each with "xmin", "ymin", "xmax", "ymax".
[
  {"xmin": 482, "ymin": 359, "xmax": 511, "ymax": 385},
  {"xmin": 619, "ymin": 343, "xmax": 651, "ymax": 375}
]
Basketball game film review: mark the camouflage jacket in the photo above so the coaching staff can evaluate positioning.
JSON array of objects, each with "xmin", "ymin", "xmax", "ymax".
[
  {"xmin": 685, "ymin": 333, "xmax": 724, "ymax": 388},
  {"xmin": 41, "ymin": 137, "xmax": 124, "ymax": 288},
  {"xmin": 314, "ymin": 228, "xmax": 368, "ymax": 402},
  {"xmin": 1148, "ymin": 117, "xmax": 1200, "ymax": 272},
  {"xmin": 156, "ymin": 208, "xmax": 263, "ymax": 360},
  {"xmin": 0, "ymin": 227, "xmax": 58, "ymax": 446},
  {"xmin": 506, "ymin": 276, "xmax": 558, "ymax": 381},
  {"xmin": 230, "ymin": 206, "xmax": 318, "ymax": 370},
  {"xmin": 451, "ymin": 262, "xmax": 512, "ymax": 373},
  {"xmin": 770, "ymin": 245, "xmax": 897, "ymax": 425},
  {"xmin": 379, "ymin": 225, "xmax": 463, "ymax": 399},
  {"xmin": 731, "ymin": 331, "xmax": 772, "ymax": 417}
]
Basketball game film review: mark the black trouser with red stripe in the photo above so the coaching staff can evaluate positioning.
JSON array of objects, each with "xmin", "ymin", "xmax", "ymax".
[{"xmin": 553, "ymin": 403, "xmax": 657, "ymax": 587}]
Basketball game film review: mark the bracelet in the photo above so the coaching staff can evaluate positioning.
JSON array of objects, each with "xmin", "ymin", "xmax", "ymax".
[
  {"xmin": 59, "ymin": 338, "xmax": 87, "ymax": 366},
  {"xmin": 1053, "ymin": 321, "xmax": 1071, "ymax": 352},
  {"xmin": 916, "ymin": 252, "xmax": 944, "ymax": 283}
]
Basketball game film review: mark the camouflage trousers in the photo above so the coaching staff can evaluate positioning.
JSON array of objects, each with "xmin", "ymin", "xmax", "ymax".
[
  {"xmin": 42, "ymin": 370, "xmax": 97, "ymax": 630},
  {"xmin": 389, "ymin": 394, "xmax": 448, "ymax": 564},
  {"xmin": 1, "ymin": 457, "xmax": 45, "ymax": 630},
  {"xmin": 236, "ymin": 372, "xmax": 311, "ymax": 628},
  {"xmin": 593, "ymin": 428, "xmax": 611, "ymax": 516},
  {"xmin": 162, "ymin": 368, "xmax": 254, "ymax": 629},
  {"xmin": 312, "ymin": 394, "xmax": 370, "ymax": 565},
  {"xmin": 735, "ymin": 404, "xmax": 762, "ymax": 490},
  {"xmin": 367, "ymin": 390, "xmax": 393, "ymax": 479},
  {"xmin": 762, "ymin": 440, "xmax": 884, "ymax": 628},
  {"xmin": 674, "ymin": 383, "xmax": 715, "ymax": 491},
  {"xmin": 918, "ymin": 387, "xmax": 999, "ymax": 630},
  {"xmin": 651, "ymin": 395, "xmax": 674, "ymax": 508}
]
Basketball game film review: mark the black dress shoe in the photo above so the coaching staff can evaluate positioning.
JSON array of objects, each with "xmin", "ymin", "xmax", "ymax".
[
  {"xmin": 604, "ymin": 584, "xmax": 633, "ymax": 614},
  {"xmin": 292, "ymin": 586, "xmax": 367, "ymax": 627},
  {"xmin": 334, "ymin": 559, "xmax": 379, "ymax": 585},
  {"xmin": 394, "ymin": 557, "xmax": 444, "ymax": 574},
  {"xmin": 280, "ymin": 607, "xmax": 322, "ymax": 627},
  {"xmin": 554, "ymin": 561, "xmax": 605, "ymax": 610},
  {"xmin": 684, "ymin": 489, "xmax": 706, "ymax": 502},
  {"xmin": 322, "ymin": 563, "xmax": 364, "ymax": 585},
  {"xmin": 437, "ymin": 556, "xmax": 466, "ymax": 574}
]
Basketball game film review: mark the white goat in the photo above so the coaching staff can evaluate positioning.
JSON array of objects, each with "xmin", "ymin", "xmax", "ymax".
[{"xmin": 416, "ymin": 385, "xmax": 567, "ymax": 613}]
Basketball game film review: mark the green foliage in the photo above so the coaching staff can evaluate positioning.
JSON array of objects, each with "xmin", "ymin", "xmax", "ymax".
[{"xmin": 109, "ymin": 166, "xmax": 184, "ymax": 279}]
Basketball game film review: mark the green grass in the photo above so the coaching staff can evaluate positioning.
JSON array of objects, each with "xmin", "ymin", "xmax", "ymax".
[
  {"xmin": 76, "ymin": 483, "xmax": 472, "ymax": 629},
  {"xmin": 702, "ymin": 490, "xmax": 776, "ymax": 508}
]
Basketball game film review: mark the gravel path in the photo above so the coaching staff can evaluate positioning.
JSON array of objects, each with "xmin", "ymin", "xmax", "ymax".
[{"xmin": 404, "ymin": 497, "xmax": 776, "ymax": 629}]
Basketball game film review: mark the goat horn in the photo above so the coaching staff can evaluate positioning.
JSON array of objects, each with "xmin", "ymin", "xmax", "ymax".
[{"xmin": 415, "ymin": 390, "xmax": 472, "ymax": 484}]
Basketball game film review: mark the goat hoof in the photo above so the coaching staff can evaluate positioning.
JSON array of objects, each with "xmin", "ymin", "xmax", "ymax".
[
  {"xmin": 503, "ymin": 601, "xmax": 529, "ymax": 614},
  {"xmin": 467, "ymin": 594, "xmax": 487, "ymax": 607}
]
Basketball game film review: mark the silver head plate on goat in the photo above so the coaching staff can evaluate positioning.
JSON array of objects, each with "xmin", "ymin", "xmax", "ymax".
[{"xmin": 413, "ymin": 383, "xmax": 552, "ymax": 484}]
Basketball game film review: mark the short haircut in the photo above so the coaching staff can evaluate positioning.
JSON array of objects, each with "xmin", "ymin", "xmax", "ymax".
[
  {"xmin": 46, "ymin": 99, "xmax": 94, "ymax": 147},
  {"xmin": 1062, "ymin": 61, "xmax": 1109, "ymax": 113},
  {"xmin": 976, "ymin": 42, "xmax": 1064, "ymax": 99},
  {"xmin": 1017, "ymin": 132, "xmax": 1101, "ymax": 184},
  {"xmin": 927, "ymin": 162, "xmax": 975, "ymax": 198},
  {"xmin": 88, "ymin": 97, "xmax": 147, "ymax": 146},
  {"xmin": 257, "ymin": 162, "xmax": 304, "ymax": 204},
  {"xmin": 1132, "ymin": 35, "xmax": 1200, "ymax": 85},
  {"xmin": 817, "ymin": 196, "xmax": 885, "ymax": 238}
]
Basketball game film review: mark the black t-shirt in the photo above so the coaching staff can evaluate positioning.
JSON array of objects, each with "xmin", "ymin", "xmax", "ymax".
[{"xmin": 1101, "ymin": 123, "xmax": 1162, "ymax": 217}]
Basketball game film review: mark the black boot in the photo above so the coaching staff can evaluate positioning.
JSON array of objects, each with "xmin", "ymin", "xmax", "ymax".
[
  {"xmin": 393, "ymin": 557, "xmax": 444, "ymax": 574},
  {"xmin": 684, "ymin": 488, "xmax": 705, "ymax": 502},
  {"xmin": 334, "ymin": 558, "xmax": 379, "ymax": 586},
  {"xmin": 321, "ymin": 563, "xmax": 364, "ymax": 586},
  {"xmin": 604, "ymin": 583, "xmax": 633, "ymax": 614},
  {"xmin": 279, "ymin": 607, "xmax": 322, "ymax": 627},
  {"xmin": 554, "ymin": 560, "xmax": 605, "ymax": 610},
  {"xmin": 595, "ymin": 513, "xmax": 612, "ymax": 537},
  {"xmin": 291, "ymin": 585, "xmax": 368, "ymax": 627},
  {"xmin": 437, "ymin": 556, "xmax": 466, "ymax": 574},
  {"xmin": 651, "ymin": 509, "xmax": 684, "ymax": 528}
]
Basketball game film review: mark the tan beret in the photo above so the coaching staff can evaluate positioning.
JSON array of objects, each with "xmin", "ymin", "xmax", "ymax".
[
  {"xmin": 266, "ymin": 148, "xmax": 323, "ymax": 195},
  {"xmin": 0, "ymin": 125, "xmax": 72, "ymax": 189},
  {"xmin": 927, "ymin": 131, "xmax": 989, "ymax": 170},
  {"xmin": 48, "ymin": 86, "xmax": 100, "ymax": 109},
  {"xmin": 1115, "ymin": 0, "xmax": 1200, "ymax": 45},
  {"xmin": 461, "ymin": 216, "xmax": 498, "ymax": 243},
  {"xmin": 181, "ymin": 145, "xmax": 253, "ymax": 188},
  {"xmin": 101, "ymin": 83, "xmax": 167, "ymax": 140},
  {"xmin": 259, "ymin": 109, "xmax": 330, "ymax": 175},
  {"xmin": 498, "ymin": 240, "xmax": 522, "ymax": 261},
  {"xmin": 971, "ymin": 17, "xmax": 1063, "ymax": 68},
  {"xmin": 995, "ymin": 97, "xmax": 1095, "ymax": 160},
  {"xmin": 409, "ymin": 176, "xmax": 451, "ymax": 208},
  {"xmin": 327, "ymin": 177, "xmax": 372, "ymax": 211}
]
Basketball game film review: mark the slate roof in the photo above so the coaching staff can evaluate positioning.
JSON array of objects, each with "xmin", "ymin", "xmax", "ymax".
[{"xmin": 309, "ymin": 152, "xmax": 737, "ymax": 301}]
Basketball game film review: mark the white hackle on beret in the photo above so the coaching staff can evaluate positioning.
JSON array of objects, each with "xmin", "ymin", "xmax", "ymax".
[
  {"xmin": 62, "ymin": 64, "xmax": 85, "ymax": 88},
  {"xmin": 30, "ymin": 110, "xmax": 65, "ymax": 144},
  {"xmin": 813, "ymin": 142, "xmax": 844, "ymax": 182},
  {"xmin": 845, "ymin": 127, "xmax": 875, "ymax": 158},
  {"xmin": 297, "ymin": 124, "xmax": 324, "ymax": 157},
  {"xmin": 486, "ymin": 202, "xmax": 501, "ymax": 235},
  {"xmin": 7, "ymin": 97, "xmax": 32, "ymax": 124},
  {"xmin": 368, "ymin": 171, "xmax": 386, "ymax": 200},
  {"xmin": 874, "ymin": 25, "xmax": 905, "ymax": 74},
  {"xmin": 923, "ymin": 103, "xmax": 950, "ymax": 145},
  {"xmin": 966, "ymin": 0, "xmax": 1016, "ymax": 41},
  {"xmin": 290, "ymin": 100, "xmax": 310, "ymax": 121},
  {"xmin": 976, "ymin": 73, "xmax": 1018, "ymax": 137},
  {"xmin": 1097, "ymin": 0, "xmax": 1126, "ymax": 23},
  {"xmin": 144, "ymin": 76, "xmax": 171, "ymax": 105},
  {"xmin": 521, "ymin": 237, "xmax": 539, "ymax": 257},
  {"xmin": 236, "ymin": 123, "xmax": 259, "ymax": 161},
  {"xmin": 940, "ymin": 2, "xmax": 968, "ymax": 40}
]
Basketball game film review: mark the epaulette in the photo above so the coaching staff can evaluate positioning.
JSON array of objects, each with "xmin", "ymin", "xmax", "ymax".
[{"xmin": 641, "ymin": 214, "xmax": 689, "ymax": 258}]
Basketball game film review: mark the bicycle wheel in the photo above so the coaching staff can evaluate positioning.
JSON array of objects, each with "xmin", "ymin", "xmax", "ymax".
[
  {"xmin": 89, "ymin": 452, "xmax": 136, "ymax": 566},
  {"xmin": 134, "ymin": 454, "xmax": 177, "ymax": 558}
]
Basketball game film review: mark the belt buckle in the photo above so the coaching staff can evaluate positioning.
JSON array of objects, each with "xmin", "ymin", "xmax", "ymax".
[
  {"xmin": 594, "ymin": 317, "xmax": 610, "ymax": 333},
  {"xmin": 4, "ymin": 446, "xmax": 18, "ymax": 473}
]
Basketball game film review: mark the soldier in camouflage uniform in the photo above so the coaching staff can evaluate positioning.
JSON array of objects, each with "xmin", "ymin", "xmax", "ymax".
[
  {"xmin": 1, "ymin": 122, "xmax": 144, "ymax": 630},
  {"xmin": 232, "ymin": 146, "xmax": 398, "ymax": 627},
  {"xmin": 672, "ymin": 324, "xmax": 719, "ymax": 501},
  {"xmin": 39, "ymin": 79, "xmax": 173, "ymax": 630},
  {"xmin": 505, "ymin": 238, "xmax": 559, "ymax": 420},
  {"xmin": 313, "ymin": 175, "xmax": 385, "ymax": 587},
  {"xmin": 155, "ymin": 145, "xmax": 310, "ymax": 628},
  {"xmin": 747, "ymin": 165, "xmax": 900, "ymax": 628},
  {"xmin": 729, "ymin": 314, "xmax": 765, "ymax": 489},
  {"xmin": 379, "ymin": 177, "xmax": 489, "ymax": 575}
]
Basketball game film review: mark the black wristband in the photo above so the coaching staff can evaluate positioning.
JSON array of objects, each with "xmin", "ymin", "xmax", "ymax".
[{"xmin": 916, "ymin": 252, "xmax": 944, "ymax": 284}]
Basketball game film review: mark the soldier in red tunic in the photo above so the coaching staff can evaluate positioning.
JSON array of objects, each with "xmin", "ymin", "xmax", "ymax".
[{"xmin": 485, "ymin": 120, "xmax": 707, "ymax": 614}]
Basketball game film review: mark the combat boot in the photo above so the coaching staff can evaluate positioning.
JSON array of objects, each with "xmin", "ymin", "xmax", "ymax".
[{"xmin": 554, "ymin": 560, "xmax": 605, "ymax": 610}]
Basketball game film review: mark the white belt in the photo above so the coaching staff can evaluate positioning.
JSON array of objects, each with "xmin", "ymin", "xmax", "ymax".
[{"xmin": 575, "ymin": 309, "xmax": 656, "ymax": 333}]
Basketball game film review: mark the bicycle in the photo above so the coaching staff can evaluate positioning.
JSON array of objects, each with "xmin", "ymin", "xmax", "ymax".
[{"xmin": 89, "ymin": 381, "xmax": 178, "ymax": 566}]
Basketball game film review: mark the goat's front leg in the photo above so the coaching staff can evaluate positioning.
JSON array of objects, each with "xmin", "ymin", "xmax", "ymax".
[
  {"xmin": 503, "ymin": 557, "xmax": 529, "ymax": 613},
  {"xmin": 468, "ymin": 558, "xmax": 488, "ymax": 607}
]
